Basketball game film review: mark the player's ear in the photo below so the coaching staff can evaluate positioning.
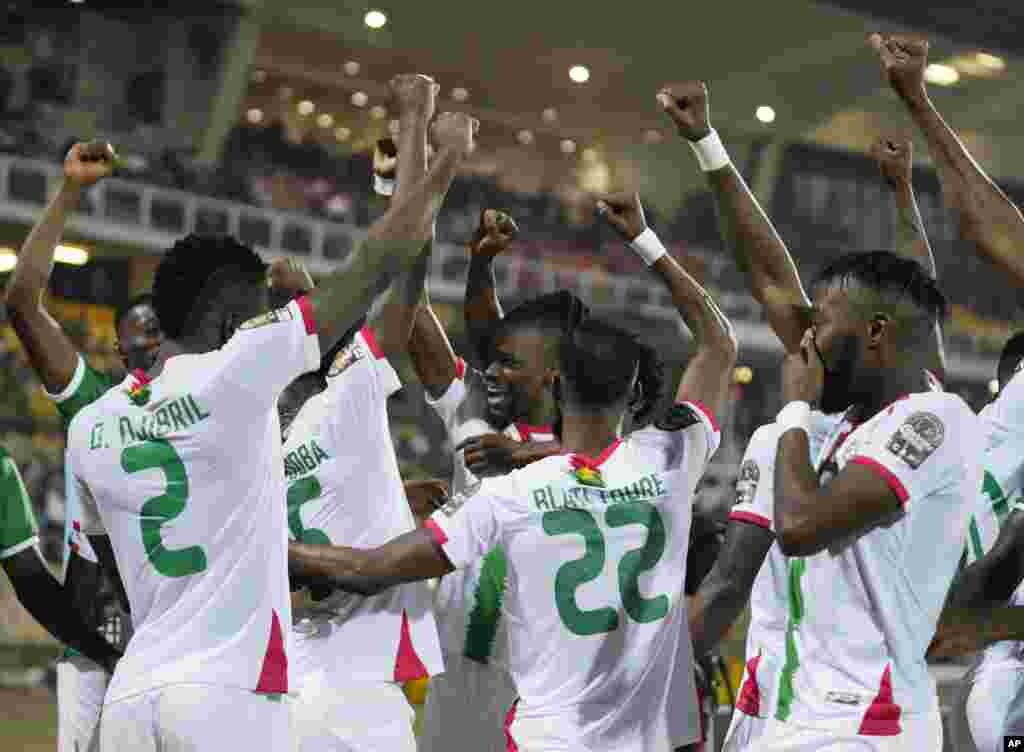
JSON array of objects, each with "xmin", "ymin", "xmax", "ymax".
[
  {"xmin": 544, "ymin": 366, "xmax": 559, "ymax": 389},
  {"xmin": 867, "ymin": 313, "xmax": 890, "ymax": 349}
]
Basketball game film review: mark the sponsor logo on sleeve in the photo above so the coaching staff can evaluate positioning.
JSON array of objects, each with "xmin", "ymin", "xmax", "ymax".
[
  {"xmin": 886, "ymin": 411, "xmax": 944, "ymax": 470},
  {"xmin": 239, "ymin": 306, "xmax": 294, "ymax": 330},
  {"xmin": 734, "ymin": 459, "xmax": 760, "ymax": 506},
  {"xmin": 327, "ymin": 341, "xmax": 366, "ymax": 378},
  {"xmin": 655, "ymin": 404, "xmax": 701, "ymax": 432}
]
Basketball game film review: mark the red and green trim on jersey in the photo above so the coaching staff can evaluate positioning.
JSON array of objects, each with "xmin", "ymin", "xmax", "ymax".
[
  {"xmin": 295, "ymin": 295, "xmax": 318, "ymax": 335},
  {"xmin": 255, "ymin": 609, "xmax": 288, "ymax": 694}
]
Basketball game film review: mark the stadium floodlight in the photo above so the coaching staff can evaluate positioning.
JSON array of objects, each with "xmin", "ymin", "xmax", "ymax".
[
  {"xmin": 364, "ymin": 10, "xmax": 387, "ymax": 29},
  {"xmin": 569, "ymin": 65, "xmax": 590, "ymax": 83}
]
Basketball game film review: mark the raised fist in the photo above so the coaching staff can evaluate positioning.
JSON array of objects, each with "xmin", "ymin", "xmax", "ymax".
[
  {"xmin": 267, "ymin": 257, "xmax": 315, "ymax": 298},
  {"xmin": 390, "ymin": 74, "xmax": 439, "ymax": 120},
  {"xmin": 656, "ymin": 81, "xmax": 712, "ymax": 142},
  {"xmin": 868, "ymin": 33, "xmax": 930, "ymax": 106},
  {"xmin": 431, "ymin": 112, "xmax": 478, "ymax": 155},
  {"xmin": 594, "ymin": 192, "xmax": 647, "ymax": 242},
  {"xmin": 64, "ymin": 141, "xmax": 117, "ymax": 187},
  {"xmin": 870, "ymin": 137, "xmax": 913, "ymax": 187},
  {"xmin": 373, "ymin": 138, "xmax": 398, "ymax": 180},
  {"xmin": 471, "ymin": 209, "xmax": 518, "ymax": 260}
]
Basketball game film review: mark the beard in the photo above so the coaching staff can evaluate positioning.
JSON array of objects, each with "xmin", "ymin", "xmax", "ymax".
[{"xmin": 816, "ymin": 333, "xmax": 860, "ymax": 415}]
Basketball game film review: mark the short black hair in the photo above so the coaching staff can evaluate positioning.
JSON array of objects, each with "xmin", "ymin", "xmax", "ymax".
[
  {"xmin": 813, "ymin": 251, "xmax": 947, "ymax": 326},
  {"xmin": 558, "ymin": 318, "xmax": 647, "ymax": 412},
  {"xmin": 494, "ymin": 290, "xmax": 589, "ymax": 342},
  {"xmin": 998, "ymin": 331, "xmax": 1024, "ymax": 389},
  {"xmin": 152, "ymin": 234, "xmax": 266, "ymax": 340},
  {"xmin": 114, "ymin": 293, "xmax": 155, "ymax": 334}
]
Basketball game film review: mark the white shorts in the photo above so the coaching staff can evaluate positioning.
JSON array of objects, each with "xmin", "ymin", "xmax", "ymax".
[
  {"xmin": 292, "ymin": 668, "xmax": 415, "ymax": 752},
  {"xmin": 99, "ymin": 684, "xmax": 290, "ymax": 752},
  {"xmin": 419, "ymin": 650, "xmax": 516, "ymax": 752},
  {"xmin": 960, "ymin": 663, "xmax": 1024, "ymax": 752},
  {"xmin": 731, "ymin": 711, "xmax": 942, "ymax": 751},
  {"xmin": 57, "ymin": 654, "xmax": 109, "ymax": 752},
  {"xmin": 722, "ymin": 712, "xmax": 769, "ymax": 752}
]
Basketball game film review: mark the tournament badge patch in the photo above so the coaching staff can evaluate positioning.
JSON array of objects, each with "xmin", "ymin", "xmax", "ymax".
[
  {"xmin": 734, "ymin": 459, "xmax": 760, "ymax": 506},
  {"xmin": 886, "ymin": 411, "xmax": 944, "ymax": 470},
  {"xmin": 239, "ymin": 306, "xmax": 293, "ymax": 330},
  {"xmin": 327, "ymin": 341, "xmax": 366, "ymax": 378}
]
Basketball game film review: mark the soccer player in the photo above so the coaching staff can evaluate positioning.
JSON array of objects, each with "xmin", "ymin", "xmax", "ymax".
[
  {"xmin": 65, "ymin": 84, "xmax": 478, "ymax": 751},
  {"xmin": 868, "ymin": 32, "xmax": 1024, "ymax": 752},
  {"xmin": 282, "ymin": 72, "xmax": 444, "ymax": 752},
  {"xmin": 658, "ymin": 78, "xmax": 944, "ymax": 750},
  {"xmin": 289, "ymin": 192, "xmax": 738, "ymax": 751},
  {"xmin": 4, "ymin": 140, "xmax": 166, "ymax": 752}
]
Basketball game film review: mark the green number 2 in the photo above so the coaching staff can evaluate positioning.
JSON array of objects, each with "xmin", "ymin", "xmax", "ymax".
[
  {"xmin": 542, "ymin": 502, "xmax": 669, "ymax": 636},
  {"xmin": 287, "ymin": 476, "xmax": 331, "ymax": 545},
  {"xmin": 122, "ymin": 440, "xmax": 207, "ymax": 578}
]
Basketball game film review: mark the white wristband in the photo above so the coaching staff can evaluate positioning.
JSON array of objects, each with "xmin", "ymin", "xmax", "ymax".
[
  {"xmin": 776, "ymin": 401, "xmax": 812, "ymax": 436},
  {"xmin": 688, "ymin": 129, "xmax": 731, "ymax": 172},
  {"xmin": 629, "ymin": 227, "xmax": 668, "ymax": 266},
  {"xmin": 373, "ymin": 174, "xmax": 396, "ymax": 197}
]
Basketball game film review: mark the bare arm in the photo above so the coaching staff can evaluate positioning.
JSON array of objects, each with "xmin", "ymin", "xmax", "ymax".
[
  {"xmin": 4, "ymin": 143, "xmax": 115, "ymax": 392},
  {"xmin": 464, "ymin": 209, "xmax": 518, "ymax": 363},
  {"xmin": 872, "ymin": 34, "xmax": 1024, "ymax": 288},
  {"xmin": 689, "ymin": 519, "xmax": 774, "ymax": 656},
  {"xmin": 872, "ymin": 137, "xmax": 946, "ymax": 381},
  {"xmin": 657, "ymin": 82, "xmax": 809, "ymax": 353},
  {"xmin": 288, "ymin": 528, "xmax": 452, "ymax": 596},
  {"xmin": 3, "ymin": 548, "xmax": 121, "ymax": 672},
  {"xmin": 408, "ymin": 293, "xmax": 462, "ymax": 399},
  {"xmin": 596, "ymin": 192, "xmax": 737, "ymax": 416}
]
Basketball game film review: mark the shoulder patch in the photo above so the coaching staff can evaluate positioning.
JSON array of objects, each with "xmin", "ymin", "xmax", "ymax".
[
  {"xmin": 654, "ymin": 403, "xmax": 702, "ymax": 432},
  {"xmin": 327, "ymin": 341, "xmax": 366, "ymax": 378},
  {"xmin": 734, "ymin": 458, "xmax": 760, "ymax": 506},
  {"xmin": 239, "ymin": 306, "xmax": 293, "ymax": 330},
  {"xmin": 886, "ymin": 411, "xmax": 944, "ymax": 470}
]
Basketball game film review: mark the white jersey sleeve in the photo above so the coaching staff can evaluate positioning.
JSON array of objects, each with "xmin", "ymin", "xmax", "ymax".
[
  {"xmin": 845, "ymin": 392, "xmax": 975, "ymax": 508},
  {"xmin": 423, "ymin": 357, "xmax": 470, "ymax": 431},
  {"xmin": 213, "ymin": 297, "xmax": 321, "ymax": 407},
  {"xmin": 426, "ymin": 480, "xmax": 506, "ymax": 571},
  {"xmin": 630, "ymin": 401, "xmax": 721, "ymax": 473},
  {"xmin": 729, "ymin": 423, "xmax": 782, "ymax": 532}
]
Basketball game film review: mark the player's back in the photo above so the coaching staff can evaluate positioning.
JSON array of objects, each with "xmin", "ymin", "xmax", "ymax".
[
  {"xmin": 67, "ymin": 298, "xmax": 321, "ymax": 704},
  {"xmin": 471, "ymin": 404, "xmax": 719, "ymax": 751}
]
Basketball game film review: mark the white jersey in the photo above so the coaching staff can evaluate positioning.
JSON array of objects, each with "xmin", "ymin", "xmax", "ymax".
[
  {"xmin": 729, "ymin": 411, "xmax": 851, "ymax": 721},
  {"xmin": 428, "ymin": 402, "xmax": 720, "ymax": 752},
  {"xmin": 67, "ymin": 297, "xmax": 320, "ymax": 704},
  {"xmin": 284, "ymin": 327, "xmax": 442, "ymax": 682},
  {"xmin": 969, "ymin": 368, "xmax": 1024, "ymax": 672},
  {"xmin": 425, "ymin": 358, "xmax": 554, "ymax": 666},
  {"xmin": 777, "ymin": 391, "xmax": 979, "ymax": 734}
]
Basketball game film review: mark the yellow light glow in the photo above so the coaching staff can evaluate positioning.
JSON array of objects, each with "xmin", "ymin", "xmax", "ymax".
[
  {"xmin": 298, "ymin": 100, "xmax": 315, "ymax": 115},
  {"xmin": 364, "ymin": 10, "xmax": 387, "ymax": 29},
  {"xmin": 976, "ymin": 52, "xmax": 1005, "ymax": 71},
  {"xmin": 756, "ymin": 105, "xmax": 776, "ymax": 124},
  {"xmin": 0, "ymin": 244, "xmax": 88, "ymax": 271},
  {"xmin": 924, "ymin": 63, "xmax": 959, "ymax": 86},
  {"xmin": 569, "ymin": 65, "xmax": 590, "ymax": 83},
  {"xmin": 317, "ymin": 113, "xmax": 334, "ymax": 128},
  {"xmin": 734, "ymin": 366, "xmax": 753, "ymax": 384}
]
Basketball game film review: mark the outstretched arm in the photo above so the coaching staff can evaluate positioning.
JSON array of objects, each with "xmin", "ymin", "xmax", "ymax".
[
  {"xmin": 871, "ymin": 136, "xmax": 946, "ymax": 381},
  {"xmin": 308, "ymin": 80, "xmax": 478, "ymax": 354},
  {"xmin": 658, "ymin": 82, "xmax": 809, "ymax": 353},
  {"xmin": 464, "ymin": 209, "xmax": 519, "ymax": 363},
  {"xmin": 596, "ymin": 191, "xmax": 737, "ymax": 416},
  {"xmin": 4, "ymin": 142, "xmax": 114, "ymax": 393},
  {"xmin": 871, "ymin": 33, "xmax": 1024, "ymax": 288}
]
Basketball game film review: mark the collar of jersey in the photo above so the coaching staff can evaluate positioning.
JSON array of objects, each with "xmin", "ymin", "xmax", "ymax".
[
  {"xmin": 565, "ymin": 437, "xmax": 624, "ymax": 470},
  {"xmin": 514, "ymin": 421, "xmax": 552, "ymax": 441}
]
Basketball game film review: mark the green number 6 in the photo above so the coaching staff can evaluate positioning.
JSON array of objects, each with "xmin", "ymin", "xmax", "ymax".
[
  {"xmin": 543, "ymin": 501, "xmax": 669, "ymax": 636},
  {"xmin": 122, "ymin": 440, "xmax": 207, "ymax": 578}
]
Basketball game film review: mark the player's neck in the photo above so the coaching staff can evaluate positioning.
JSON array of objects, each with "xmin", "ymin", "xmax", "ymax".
[
  {"xmin": 858, "ymin": 363, "xmax": 924, "ymax": 421},
  {"xmin": 559, "ymin": 413, "xmax": 621, "ymax": 458}
]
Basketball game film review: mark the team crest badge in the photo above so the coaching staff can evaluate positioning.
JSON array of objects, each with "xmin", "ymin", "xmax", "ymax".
[
  {"xmin": 569, "ymin": 455, "xmax": 606, "ymax": 488},
  {"xmin": 327, "ymin": 342, "xmax": 366, "ymax": 377},
  {"xmin": 886, "ymin": 411, "xmax": 944, "ymax": 470},
  {"xmin": 126, "ymin": 369, "xmax": 152, "ymax": 406},
  {"xmin": 734, "ymin": 459, "xmax": 760, "ymax": 506},
  {"xmin": 239, "ymin": 306, "xmax": 292, "ymax": 330}
]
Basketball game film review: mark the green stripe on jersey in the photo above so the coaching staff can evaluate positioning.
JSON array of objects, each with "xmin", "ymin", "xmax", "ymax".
[
  {"xmin": 56, "ymin": 362, "xmax": 114, "ymax": 425},
  {"xmin": 776, "ymin": 558, "xmax": 806, "ymax": 722},
  {"xmin": 464, "ymin": 546, "xmax": 507, "ymax": 663},
  {"xmin": 982, "ymin": 471, "xmax": 1010, "ymax": 526},
  {"xmin": 968, "ymin": 517, "xmax": 985, "ymax": 562},
  {"xmin": 0, "ymin": 452, "xmax": 38, "ymax": 556}
]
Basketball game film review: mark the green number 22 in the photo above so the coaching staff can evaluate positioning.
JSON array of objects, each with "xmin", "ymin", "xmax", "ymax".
[
  {"xmin": 542, "ymin": 502, "xmax": 669, "ymax": 636},
  {"xmin": 122, "ymin": 440, "xmax": 207, "ymax": 578}
]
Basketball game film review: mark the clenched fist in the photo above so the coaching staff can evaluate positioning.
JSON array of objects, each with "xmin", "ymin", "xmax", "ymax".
[
  {"xmin": 594, "ymin": 192, "xmax": 647, "ymax": 242},
  {"xmin": 64, "ymin": 141, "xmax": 117, "ymax": 188},
  {"xmin": 267, "ymin": 257, "xmax": 315, "ymax": 298},
  {"xmin": 431, "ymin": 112, "xmax": 478, "ymax": 155},
  {"xmin": 390, "ymin": 73, "xmax": 440, "ymax": 120},
  {"xmin": 471, "ymin": 209, "xmax": 519, "ymax": 260},
  {"xmin": 870, "ymin": 137, "xmax": 913, "ymax": 187},
  {"xmin": 656, "ymin": 81, "xmax": 712, "ymax": 142},
  {"xmin": 868, "ymin": 33, "xmax": 930, "ymax": 107}
]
